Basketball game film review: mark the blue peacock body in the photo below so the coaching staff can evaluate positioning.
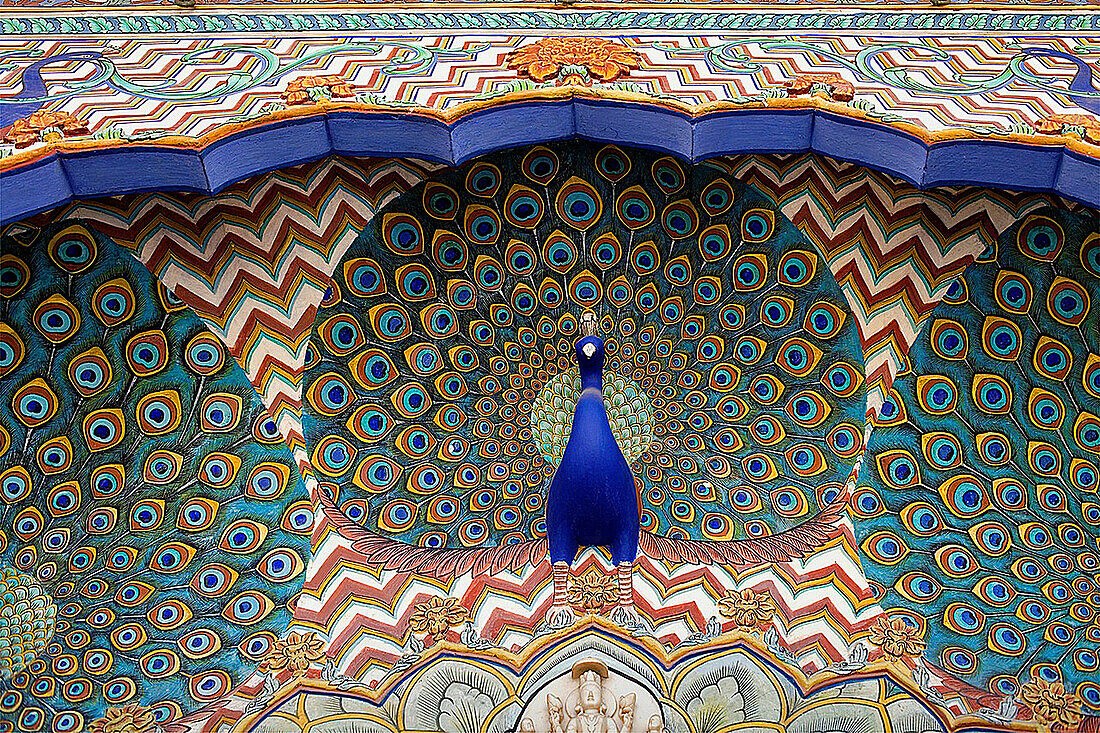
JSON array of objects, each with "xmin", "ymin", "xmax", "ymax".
[{"xmin": 544, "ymin": 335, "xmax": 639, "ymax": 567}]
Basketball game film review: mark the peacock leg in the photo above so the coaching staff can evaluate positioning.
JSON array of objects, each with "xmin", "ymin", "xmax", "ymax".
[
  {"xmin": 545, "ymin": 561, "xmax": 576, "ymax": 629},
  {"xmin": 609, "ymin": 562, "xmax": 649, "ymax": 631}
]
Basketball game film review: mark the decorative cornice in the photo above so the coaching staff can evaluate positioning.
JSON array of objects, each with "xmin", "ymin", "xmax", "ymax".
[
  {"xmin": 2, "ymin": 91, "xmax": 1097, "ymax": 225},
  {"xmin": 2, "ymin": 9, "xmax": 1099, "ymax": 35}
]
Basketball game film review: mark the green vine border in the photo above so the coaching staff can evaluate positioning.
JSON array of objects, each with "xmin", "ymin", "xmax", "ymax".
[{"xmin": 1, "ymin": 11, "xmax": 1098, "ymax": 36}]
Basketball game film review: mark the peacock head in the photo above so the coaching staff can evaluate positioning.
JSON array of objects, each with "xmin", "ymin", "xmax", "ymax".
[
  {"xmin": 51, "ymin": 51, "xmax": 104, "ymax": 64},
  {"xmin": 575, "ymin": 335, "xmax": 605, "ymax": 378}
]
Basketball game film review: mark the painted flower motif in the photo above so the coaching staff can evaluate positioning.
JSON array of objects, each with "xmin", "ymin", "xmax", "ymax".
[
  {"xmin": 783, "ymin": 72, "xmax": 855, "ymax": 102},
  {"xmin": 568, "ymin": 568, "xmax": 619, "ymax": 613},
  {"xmin": 506, "ymin": 37, "xmax": 641, "ymax": 86},
  {"xmin": 1034, "ymin": 113, "xmax": 1100, "ymax": 145},
  {"xmin": 89, "ymin": 704, "xmax": 157, "ymax": 733},
  {"xmin": 260, "ymin": 632, "xmax": 326, "ymax": 676},
  {"xmin": 409, "ymin": 596, "xmax": 469, "ymax": 638},
  {"xmin": 868, "ymin": 616, "xmax": 925, "ymax": 662},
  {"xmin": 2, "ymin": 110, "xmax": 90, "ymax": 148},
  {"xmin": 716, "ymin": 588, "xmax": 775, "ymax": 630},
  {"xmin": 282, "ymin": 75, "xmax": 356, "ymax": 105},
  {"xmin": 1021, "ymin": 677, "xmax": 1082, "ymax": 733}
]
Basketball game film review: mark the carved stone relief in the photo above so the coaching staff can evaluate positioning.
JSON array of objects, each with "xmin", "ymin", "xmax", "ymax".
[{"xmin": 517, "ymin": 660, "xmax": 663, "ymax": 733}]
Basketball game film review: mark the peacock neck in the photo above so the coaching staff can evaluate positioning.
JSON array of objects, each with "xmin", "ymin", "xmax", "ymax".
[{"xmin": 580, "ymin": 363, "xmax": 602, "ymax": 393}]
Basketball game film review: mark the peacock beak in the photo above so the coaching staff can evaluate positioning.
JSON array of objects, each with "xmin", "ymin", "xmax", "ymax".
[{"xmin": 582, "ymin": 342, "xmax": 597, "ymax": 359}]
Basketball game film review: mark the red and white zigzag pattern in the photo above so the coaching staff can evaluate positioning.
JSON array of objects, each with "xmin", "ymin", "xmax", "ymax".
[
  {"xmin": 63, "ymin": 156, "xmax": 436, "ymax": 473},
  {"xmin": 723, "ymin": 154, "xmax": 1054, "ymax": 415}
]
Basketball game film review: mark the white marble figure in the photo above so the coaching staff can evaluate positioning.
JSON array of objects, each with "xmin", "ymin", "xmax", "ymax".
[{"xmin": 543, "ymin": 660, "xmax": 637, "ymax": 733}]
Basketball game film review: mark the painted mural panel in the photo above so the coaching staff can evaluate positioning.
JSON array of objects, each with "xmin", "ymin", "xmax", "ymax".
[
  {"xmin": 0, "ymin": 221, "xmax": 311, "ymax": 730},
  {"xmin": 0, "ymin": 11, "xmax": 1098, "ymax": 729},
  {"xmin": 1, "ymin": 139, "xmax": 1097, "ymax": 732}
]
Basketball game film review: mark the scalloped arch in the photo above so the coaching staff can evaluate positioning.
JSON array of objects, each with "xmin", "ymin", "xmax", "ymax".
[{"xmin": 3, "ymin": 94, "xmax": 1097, "ymax": 226}]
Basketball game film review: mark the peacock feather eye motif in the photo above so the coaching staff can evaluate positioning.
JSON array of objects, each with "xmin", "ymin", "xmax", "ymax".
[
  {"xmin": 861, "ymin": 206, "xmax": 1100, "ymax": 697},
  {"xmin": 0, "ymin": 221, "xmax": 307, "ymax": 726}
]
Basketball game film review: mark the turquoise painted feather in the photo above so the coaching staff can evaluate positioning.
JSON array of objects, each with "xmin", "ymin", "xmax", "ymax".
[{"xmin": 0, "ymin": 222, "xmax": 309, "ymax": 727}]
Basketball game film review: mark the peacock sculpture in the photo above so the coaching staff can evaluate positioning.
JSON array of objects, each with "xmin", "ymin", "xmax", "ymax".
[
  {"xmin": 303, "ymin": 142, "xmax": 865, "ymax": 628},
  {"xmin": 543, "ymin": 331, "xmax": 642, "ymax": 628},
  {"xmin": 860, "ymin": 207, "xmax": 1100, "ymax": 706},
  {"xmin": 0, "ymin": 223, "xmax": 310, "ymax": 727}
]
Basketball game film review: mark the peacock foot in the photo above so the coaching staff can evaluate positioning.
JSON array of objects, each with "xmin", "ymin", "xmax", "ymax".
[
  {"xmin": 609, "ymin": 604, "xmax": 651, "ymax": 633},
  {"xmin": 545, "ymin": 603, "xmax": 577, "ymax": 630}
]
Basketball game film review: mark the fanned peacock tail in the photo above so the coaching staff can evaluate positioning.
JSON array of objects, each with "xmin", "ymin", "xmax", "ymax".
[
  {"xmin": 302, "ymin": 142, "xmax": 867, "ymax": 554},
  {"xmin": 860, "ymin": 207, "xmax": 1100, "ymax": 703},
  {"xmin": 0, "ymin": 222, "xmax": 310, "ymax": 727}
]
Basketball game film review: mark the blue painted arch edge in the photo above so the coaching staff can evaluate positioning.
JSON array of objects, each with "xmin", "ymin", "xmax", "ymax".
[{"xmin": 2, "ymin": 99, "xmax": 1097, "ymax": 225}]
